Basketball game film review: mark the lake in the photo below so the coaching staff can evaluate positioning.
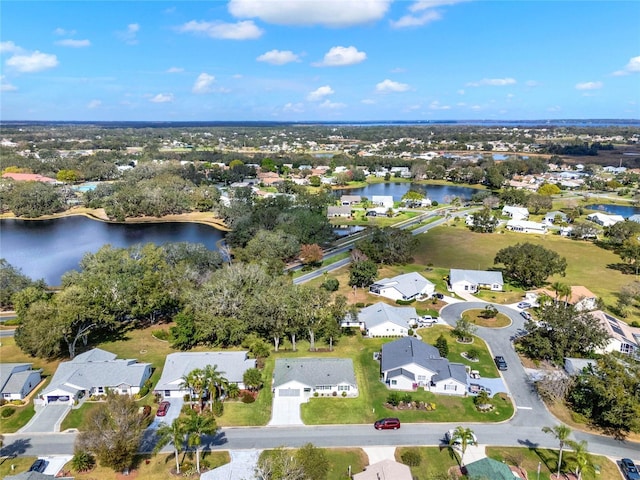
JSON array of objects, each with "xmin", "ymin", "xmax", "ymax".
[
  {"xmin": 587, "ymin": 204, "xmax": 640, "ymax": 218},
  {"xmin": 335, "ymin": 182, "xmax": 479, "ymax": 203},
  {"xmin": 0, "ymin": 216, "xmax": 224, "ymax": 286}
]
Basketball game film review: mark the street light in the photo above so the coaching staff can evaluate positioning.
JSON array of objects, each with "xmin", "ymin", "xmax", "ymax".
[{"xmin": 537, "ymin": 461, "xmax": 541, "ymax": 480}]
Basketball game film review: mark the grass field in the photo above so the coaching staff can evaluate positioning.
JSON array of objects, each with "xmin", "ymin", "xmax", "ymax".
[
  {"xmin": 395, "ymin": 446, "xmax": 460, "ymax": 480},
  {"xmin": 258, "ymin": 447, "xmax": 368, "ymax": 478},
  {"xmin": 464, "ymin": 309, "xmax": 512, "ymax": 328}
]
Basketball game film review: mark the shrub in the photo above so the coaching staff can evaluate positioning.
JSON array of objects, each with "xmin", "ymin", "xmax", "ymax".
[
  {"xmin": 1, "ymin": 407, "xmax": 15, "ymax": 418},
  {"xmin": 71, "ymin": 450, "xmax": 95, "ymax": 472},
  {"xmin": 466, "ymin": 348, "xmax": 480, "ymax": 360},
  {"xmin": 355, "ymin": 302, "xmax": 365, "ymax": 308},
  {"xmin": 631, "ymin": 321, "xmax": 640, "ymax": 328},
  {"xmin": 408, "ymin": 329, "xmax": 414, "ymax": 337},
  {"xmin": 141, "ymin": 405, "xmax": 152, "ymax": 418},
  {"xmin": 341, "ymin": 391, "xmax": 347, "ymax": 397},
  {"xmin": 10, "ymin": 399, "xmax": 23, "ymax": 406},
  {"xmin": 240, "ymin": 392, "xmax": 255, "ymax": 404},
  {"xmin": 313, "ymin": 392, "xmax": 319, "ymax": 397},
  {"xmin": 321, "ymin": 278, "xmax": 339, "ymax": 292},
  {"xmin": 435, "ymin": 334, "xmax": 449, "ymax": 357},
  {"xmin": 138, "ymin": 378, "xmax": 153, "ymax": 398},
  {"xmin": 431, "ymin": 201, "xmax": 438, "ymax": 206},
  {"xmin": 401, "ymin": 448, "xmax": 422, "ymax": 467},
  {"xmin": 151, "ymin": 329, "xmax": 169, "ymax": 341},
  {"xmin": 401, "ymin": 393, "xmax": 413, "ymax": 403},
  {"xmin": 387, "ymin": 392, "xmax": 402, "ymax": 406},
  {"xmin": 396, "ymin": 299, "xmax": 416, "ymax": 305},
  {"xmin": 212, "ymin": 400, "xmax": 224, "ymax": 417},
  {"xmin": 474, "ymin": 390, "xmax": 491, "ymax": 406},
  {"xmin": 332, "ymin": 391, "xmax": 337, "ymax": 397}
]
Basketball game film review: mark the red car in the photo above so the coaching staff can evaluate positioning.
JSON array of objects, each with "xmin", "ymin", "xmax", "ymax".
[
  {"xmin": 374, "ymin": 418, "xmax": 401, "ymax": 430},
  {"xmin": 156, "ymin": 401, "xmax": 170, "ymax": 417}
]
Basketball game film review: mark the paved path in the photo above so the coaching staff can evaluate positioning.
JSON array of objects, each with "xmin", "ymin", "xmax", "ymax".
[
  {"xmin": 200, "ymin": 449, "xmax": 260, "ymax": 480},
  {"xmin": 362, "ymin": 446, "xmax": 396, "ymax": 464},
  {"xmin": 19, "ymin": 404, "xmax": 70, "ymax": 434},
  {"xmin": 268, "ymin": 395, "xmax": 305, "ymax": 426}
]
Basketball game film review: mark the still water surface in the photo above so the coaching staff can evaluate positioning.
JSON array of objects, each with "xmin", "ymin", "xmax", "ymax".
[{"xmin": 334, "ymin": 182, "xmax": 479, "ymax": 202}]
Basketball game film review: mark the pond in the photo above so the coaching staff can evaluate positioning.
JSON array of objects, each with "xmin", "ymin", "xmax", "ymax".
[
  {"xmin": 587, "ymin": 203, "xmax": 640, "ymax": 218},
  {"xmin": 334, "ymin": 182, "xmax": 479, "ymax": 203},
  {"xmin": 0, "ymin": 216, "xmax": 224, "ymax": 286}
]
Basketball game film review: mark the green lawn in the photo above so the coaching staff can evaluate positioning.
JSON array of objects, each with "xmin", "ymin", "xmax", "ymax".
[
  {"xmin": 60, "ymin": 401, "xmax": 103, "ymax": 431},
  {"xmin": 0, "ymin": 457, "xmax": 38, "ymax": 478},
  {"xmin": 258, "ymin": 447, "xmax": 368, "ymax": 478},
  {"xmin": 395, "ymin": 446, "xmax": 460, "ymax": 480},
  {"xmin": 0, "ymin": 403, "xmax": 35, "ymax": 434}
]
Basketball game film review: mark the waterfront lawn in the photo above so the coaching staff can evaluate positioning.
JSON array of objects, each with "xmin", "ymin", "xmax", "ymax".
[{"xmin": 395, "ymin": 447, "xmax": 459, "ymax": 480}]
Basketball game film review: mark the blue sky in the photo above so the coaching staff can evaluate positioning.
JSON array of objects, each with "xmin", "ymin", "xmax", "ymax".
[{"xmin": 1, "ymin": 0, "xmax": 639, "ymax": 121}]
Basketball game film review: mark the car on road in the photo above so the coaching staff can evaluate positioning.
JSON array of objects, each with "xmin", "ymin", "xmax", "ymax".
[
  {"xmin": 374, "ymin": 418, "xmax": 400, "ymax": 430},
  {"xmin": 517, "ymin": 301, "xmax": 531, "ymax": 309},
  {"xmin": 621, "ymin": 458, "xmax": 640, "ymax": 480},
  {"xmin": 29, "ymin": 459, "xmax": 48, "ymax": 473},
  {"xmin": 156, "ymin": 401, "xmax": 170, "ymax": 417},
  {"xmin": 445, "ymin": 429, "xmax": 477, "ymax": 446},
  {"xmin": 494, "ymin": 355, "xmax": 508, "ymax": 370}
]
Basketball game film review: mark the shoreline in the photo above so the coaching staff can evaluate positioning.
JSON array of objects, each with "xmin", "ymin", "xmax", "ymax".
[{"xmin": 0, "ymin": 208, "xmax": 231, "ymax": 232}]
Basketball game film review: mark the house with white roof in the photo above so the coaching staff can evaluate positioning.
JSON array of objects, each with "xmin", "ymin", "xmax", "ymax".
[
  {"xmin": 369, "ymin": 272, "xmax": 435, "ymax": 301},
  {"xmin": 501, "ymin": 205, "xmax": 529, "ymax": 221},
  {"xmin": 506, "ymin": 219, "xmax": 548, "ymax": 234},
  {"xmin": 448, "ymin": 269, "xmax": 503, "ymax": 293},
  {"xmin": 355, "ymin": 302, "xmax": 420, "ymax": 337},
  {"xmin": 380, "ymin": 337, "xmax": 467, "ymax": 395},
  {"xmin": 544, "ymin": 211, "xmax": 569, "ymax": 224},
  {"xmin": 590, "ymin": 310, "xmax": 640, "ymax": 358},
  {"xmin": 273, "ymin": 358, "xmax": 358, "ymax": 399},
  {"xmin": 587, "ymin": 212, "xmax": 625, "ymax": 227},
  {"xmin": 155, "ymin": 351, "xmax": 256, "ymax": 399},
  {"xmin": 40, "ymin": 348, "xmax": 152, "ymax": 405},
  {"xmin": 0, "ymin": 363, "xmax": 42, "ymax": 401},
  {"xmin": 371, "ymin": 195, "xmax": 394, "ymax": 209},
  {"xmin": 340, "ymin": 195, "xmax": 361, "ymax": 206}
]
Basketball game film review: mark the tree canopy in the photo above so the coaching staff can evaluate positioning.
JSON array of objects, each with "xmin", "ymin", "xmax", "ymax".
[{"xmin": 494, "ymin": 242, "xmax": 567, "ymax": 288}]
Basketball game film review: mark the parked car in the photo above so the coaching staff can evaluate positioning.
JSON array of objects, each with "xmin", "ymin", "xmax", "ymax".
[
  {"xmin": 156, "ymin": 401, "xmax": 170, "ymax": 417},
  {"xmin": 520, "ymin": 311, "xmax": 532, "ymax": 320},
  {"xmin": 434, "ymin": 293, "xmax": 444, "ymax": 300},
  {"xmin": 374, "ymin": 417, "xmax": 401, "ymax": 430},
  {"xmin": 517, "ymin": 301, "xmax": 531, "ymax": 309},
  {"xmin": 621, "ymin": 458, "xmax": 640, "ymax": 480},
  {"xmin": 445, "ymin": 429, "xmax": 477, "ymax": 446},
  {"xmin": 469, "ymin": 383, "xmax": 492, "ymax": 396},
  {"xmin": 494, "ymin": 355, "xmax": 508, "ymax": 370},
  {"xmin": 29, "ymin": 459, "xmax": 47, "ymax": 473}
]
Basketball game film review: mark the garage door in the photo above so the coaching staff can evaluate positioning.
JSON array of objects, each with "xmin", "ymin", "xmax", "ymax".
[{"xmin": 278, "ymin": 388, "xmax": 300, "ymax": 397}]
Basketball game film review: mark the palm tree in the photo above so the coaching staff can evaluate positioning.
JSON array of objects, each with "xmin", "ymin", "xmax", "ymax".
[
  {"xmin": 542, "ymin": 424, "xmax": 572, "ymax": 478},
  {"xmin": 449, "ymin": 426, "xmax": 476, "ymax": 466},
  {"xmin": 180, "ymin": 369, "xmax": 204, "ymax": 410},
  {"xmin": 203, "ymin": 364, "xmax": 227, "ymax": 410},
  {"xmin": 183, "ymin": 410, "xmax": 218, "ymax": 473},
  {"xmin": 550, "ymin": 281, "xmax": 569, "ymax": 305},
  {"xmin": 568, "ymin": 440, "xmax": 589, "ymax": 480},
  {"xmin": 153, "ymin": 419, "xmax": 186, "ymax": 474}
]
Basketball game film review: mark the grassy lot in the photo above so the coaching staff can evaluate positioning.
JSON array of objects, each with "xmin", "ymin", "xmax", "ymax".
[
  {"xmin": 300, "ymin": 333, "xmax": 513, "ymax": 424},
  {"xmin": 475, "ymin": 288, "xmax": 525, "ymax": 304},
  {"xmin": 60, "ymin": 402, "xmax": 103, "ymax": 431},
  {"xmin": 258, "ymin": 447, "xmax": 368, "ymax": 478},
  {"xmin": 485, "ymin": 446, "xmax": 618, "ymax": 480},
  {"xmin": 0, "ymin": 403, "xmax": 35, "ymax": 434},
  {"xmin": 414, "ymin": 226, "xmax": 634, "ymax": 315},
  {"xmin": 0, "ymin": 457, "xmax": 38, "ymax": 478},
  {"xmin": 463, "ymin": 309, "xmax": 512, "ymax": 328},
  {"xmin": 395, "ymin": 446, "xmax": 460, "ymax": 480}
]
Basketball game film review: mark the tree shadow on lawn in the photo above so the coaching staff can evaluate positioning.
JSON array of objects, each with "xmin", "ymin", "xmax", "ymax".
[{"xmin": 606, "ymin": 262, "xmax": 636, "ymax": 275}]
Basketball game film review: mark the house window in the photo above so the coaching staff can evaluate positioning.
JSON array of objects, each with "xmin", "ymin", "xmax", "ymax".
[
  {"xmin": 338, "ymin": 385, "xmax": 350, "ymax": 391},
  {"xmin": 315, "ymin": 385, "xmax": 331, "ymax": 391},
  {"xmin": 444, "ymin": 384, "xmax": 456, "ymax": 391},
  {"xmin": 164, "ymin": 390, "xmax": 171, "ymax": 396},
  {"xmin": 417, "ymin": 375, "xmax": 426, "ymax": 381},
  {"xmin": 391, "ymin": 380, "xmax": 397, "ymax": 386},
  {"xmin": 97, "ymin": 387, "xmax": 104, "ymax": 393},
  {"xmin": 620, "ymin": 343, "xmax": 633, "ymax": 354}
]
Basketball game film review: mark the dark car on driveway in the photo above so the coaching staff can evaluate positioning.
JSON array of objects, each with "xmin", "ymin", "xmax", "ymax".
[
  {"xmin": 29, "ymin": 459, "xmax": 47, "ymax": 473},
  {"xmin": 621, "ymin": 458, "xmax": 640, "ymax": 480},
  {"xmin": 494, "ymin": 355, "xmax": 508, "ymax": 370},
  {"xmin": 374, "ymin": 417, "xmax": 400, "ymax": 430},
  {"xmin": 156, "ymin": 401, "xmax": 170, "ymax": 417}
]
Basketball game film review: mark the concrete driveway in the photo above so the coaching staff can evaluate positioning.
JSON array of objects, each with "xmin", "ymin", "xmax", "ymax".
[
  {"xmin": 268, "ymin": 395, "xmax": 305, "ymax": 426},
  {"xmin": 147, "ymin": 397, "xmax": 184, "ymax": 429},
  {"xmin": 19, "ymin": 404, "xmax": 70, "ymax": 433},
  {"xmin": 200, "ymin": 449, "xmax": 260, "ymax": 480}
]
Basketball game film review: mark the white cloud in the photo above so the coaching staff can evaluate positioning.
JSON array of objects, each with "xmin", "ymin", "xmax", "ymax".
[
  {"xmin": 283, "ymin": 102, "xmax": 304, "ymax": 113},
  {"xmin": 429, "ymin": 101, "xmax": 451, "ymax": 110},
  {"xmin": 87, "ymin": 100, "xmax": 102, "ymax": 109},
  {"xmin": 313, "ymin": 46, "xmax": 366, "ymax": 67},
  {"xmin": 178, "ymin": 20, "xmax": 263, "ymax": 40},
  {"xmin": 466, "ymin": 78, "xmax": 516, "ymax": 87},
  {"xmin": 612, "ymin": 55, "xmax": 640, "ymax": 76},
  {"xmin": 390, "ymin": 10, "xmax": 441, "ymax": 28},
  {"xmin": 410, "ymin": 0, "xmax": 470, "ymax": 11},
  {"xmin": 117, "ymin": 23, "xmax": 140, "ymax": 45},
  {"xmin": 6, "ymin": 51, "xmax": 59, "ymax": 72},
  {"xmin": 470, "ymin": 105, "xmax": 482, "ymax": 110},
  {"xmin": 307, "ymin": 85, "xmax": 334, "ymax": 101},
  {"xmin": 192, "ymin": 73, "xmax": 216, "ymax": 94},
  {"xmin": 228, "ymin": 0, "xmax": 391, "ymax": 27},
  {"xmin": 55, "ymin": 39, "xmax": 91, "ymax": 48},
  {"xmin": 547, "ymin": 106, "xmax": 561, "ymax": 112},
  {"xmin": 0, "ymin": 41, "xmax": 22, "ymax": 54},
  {"xmin": 457, "ymin": 89, "xmax": 465, "ymax": 95},
  {"xmin": 53, "ymin": 27, "xmax": 76, "ymax": 36},
  {"xmin": 575, "ymin": 81, "xmax": 603, "ymax": 90},
  {"xmin": 375, "ymin": 79, "xmax": 410, "ymax": 93},
  {"xmin": 257, "ymin": 49, "xmax": 300, "ymax": 65},
  {"xmin": 319, "ymin": 99, "xmax": 346, "ymax": 109},
  {"xmin": 0, "ymin": 75, "xmax": 17, "ymax": 91},
  {"xmin": 525, "ymin": 80, "xmax": 540, "ymax": 87},
  {"xmin": 166, "ymin": 67, "xmax": 184, "ymax": 73},
  {"xmin": 150, "ymin": 93, "xmax": 173, "ymax": 103},
  {"xmin": 361, "ymin": 98, "xmax": 376, "ymax": 104}
]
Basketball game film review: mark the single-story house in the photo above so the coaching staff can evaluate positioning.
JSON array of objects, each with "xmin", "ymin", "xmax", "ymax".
[
  {"xmin": 1, "ymin": 172, "xmax": 59, "ymax": 184},
  {"xmin": 380, "ymin": 337, "xmax": 467, "ymax": 395},
  {"xmin": 506, "ymin": 219, "xmax": 548, "ymax": 234},
  {"xmin": 590, "ymin": 310, "xmax": 640, "ymax": 358},
  {"xmin": 448, "ymin": 269, "xmax": 503, "ymax": 293},
  {"xmin": 369, "ymin": 272, "xmax": 435, "ymax": 301},
  {"xmin": 586, "ymin": 212, "xmax": 624, "ymax": 227},
  {"xmin": 353, "ymin": 459, "xmax": 412, "ymax": 480},
  {"xmin": 501, "ymin": 205, "xmax": 529, "ymax": 220},
  {"xmin": 40, "ymin": 348, "xmax": 152, "ymax": 405},
  {"xmin": 544, "ymin": 210, "xmax": 569, "ymax": 224},
  {"xmin": 340, "ymin": 194, "xmax": 361, "ymax": 206},
  {"xmin": 356, "ymin": 302, "xmax": 420, "ymax": 337},
  {"xmin": 371, "ymin": 195, "xmax": 394, "ymax": 209},
  {"xmin": 155, "ymin": 351, "xmax": 256, "ymax": 399},
  {"xmin": 464, "ymin": 457, "xmax": 521, "ymax": 480},
  {"xmin": 527, "ymin": 285, "xmax": 598, "ymax": 311},
  {"xmin": 628, "ymin": 214, "xmax": 640, "ymax": 224},
  {"xmin": 0, "ymin": 363, "xmax": 42, "ymax": 401},
  {"xmin": 327, "ymin": 205, "xmax": 351, "ymax": 218},
  {"xmin": 4, "ymin": 472, "xmax": 74, "ymax": 480},
  {"xmin": 273, "ymin": 358, "xmax": 358, "ymax": 398},
  {"xmin": 564, "ymin": 357, "xmax": 597, "ymax": 376}
]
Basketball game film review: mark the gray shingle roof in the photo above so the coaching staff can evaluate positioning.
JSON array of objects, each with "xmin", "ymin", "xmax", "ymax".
[
  {"xmin": 381, "ymin": 337, "xmax": 441, "ymax": 372},
  {"xmin": 155, "ymin": 352, "xmax": 256, "ymax": 391},
  {"xmin": 371, "ymin": 272, "xmax": 434, "ymax": 299},
  {"xmin": 2, "ymin": 370, "xmax": 39, "ymax": 395},
  {"xmin": 386, "ymin": 368, "xmax": 415, "ymax": 381},
  {"xmin": 359, "ymin": 302, "xmax": 418, "ymax": 330},
  {"xmin": 449, "ymin": 269, "xmax": 503, "ymax": 286},
  {"xmin": 0, "ymin": 363, "xmax": 31, "ymax": 393},
  {"xmin": 432, "ymin": 362, "xmax": 467, "ymax": 384},
  {"xmin": 273, "ymin": 358, "xmax": 356, "ymax": 388}
]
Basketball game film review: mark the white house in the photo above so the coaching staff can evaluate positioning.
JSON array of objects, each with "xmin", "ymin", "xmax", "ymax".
[
  {"xmin": 586, "ymin": 212, "xmax": 624, "ymax": 227},
  {"xmin": 0, "ymin": 363, "xmax": 42, "ymax": 401},
  {"xmin": 506, "ymin": 219, "xmax": 548, "ymax": 234},
  {"xmin": 371, "ymin": 195, "xmax": 394, "ymax": 209},
  {"xmin": 369, "ymin": 272, "xmax": 435, "ymax": 301},
  {"xmin": 41, "ymin": 348, "xmax": 152, "ymax": 405},
  {"xmin": 327, "ymin": 205, "xmax": 351, "ymax": 218},
  {"xmin": 528, "ymin": 285, "xmax": 598, "ymax": 311},
  {"xmin": 155, "ymin": 351, "xmax": 256, "ymax": 399},
  {"xmin": 380, "ymin": 337, "xmax": 467, "ymax": 395},
  {"xmin": 357, "ymin": 302, "xmax": 420, "ymax": 337},
  {"xmin": 448, "ymin": 269, "xmax": 503, "ymax": 293},
  {"xmin": 340, "ymin": 195, "xmax": 361, "ymax": 206},
  {"xmin": 501, "ymin": 205, "xmax": 529, "ymax": 221},
  {"xmin": 544, "ymin": 211, "xmax": 569, "ymax": 224},
  {"xmin": 590, "ymin": 310, "xmax": 640, "ymax": 358},
  {"xmin": 273, "ymin": 358, "xmax": 358, "ymax": 399}
]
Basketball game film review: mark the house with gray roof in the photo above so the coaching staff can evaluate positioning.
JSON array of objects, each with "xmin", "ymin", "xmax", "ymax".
[
  {"xmin": 273, "ymin": 358, "xmax": 357, "ymax": 399},
  {"xmin": 544, "ymin": 210, "xmax": 569, "ymax": 224},
  {"xmin": 356, "ymin": 302, "xmax": 419, "ymax": 338},
  {"xmin": 501, "ymin": 205, "xmax": 529, "ymax": 220},
  {"xmin": 40, "ymin": 348, "xmax": 152, "ymax": 405},
  {"xmin": 155, "ymin": 351, "xmax": 256, "ymax": 399},
  {"xmin": 0, "ymin": 363, "xmax": 42, "ymax": 401},
  {"xmin": 340, "ymin": 194, "xmax": 361, "ymax": 206},
  {"xmin": 369, "ymin": 272, "xmax": 435, "ymax": 301},
  {"xmin": 353, "ymin": 459, "xmax": 412, "ymax": 480},
  {"xmin": 380, "ymin": 337, "xmax": 467, "ymax": 395},
  {"xmin": 327, "ymin": 205, "xmax": 351, "ymax": 218},
  {"xmin": 448, "ymin": 269, "xmax": 503, "ymax": 293}
]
